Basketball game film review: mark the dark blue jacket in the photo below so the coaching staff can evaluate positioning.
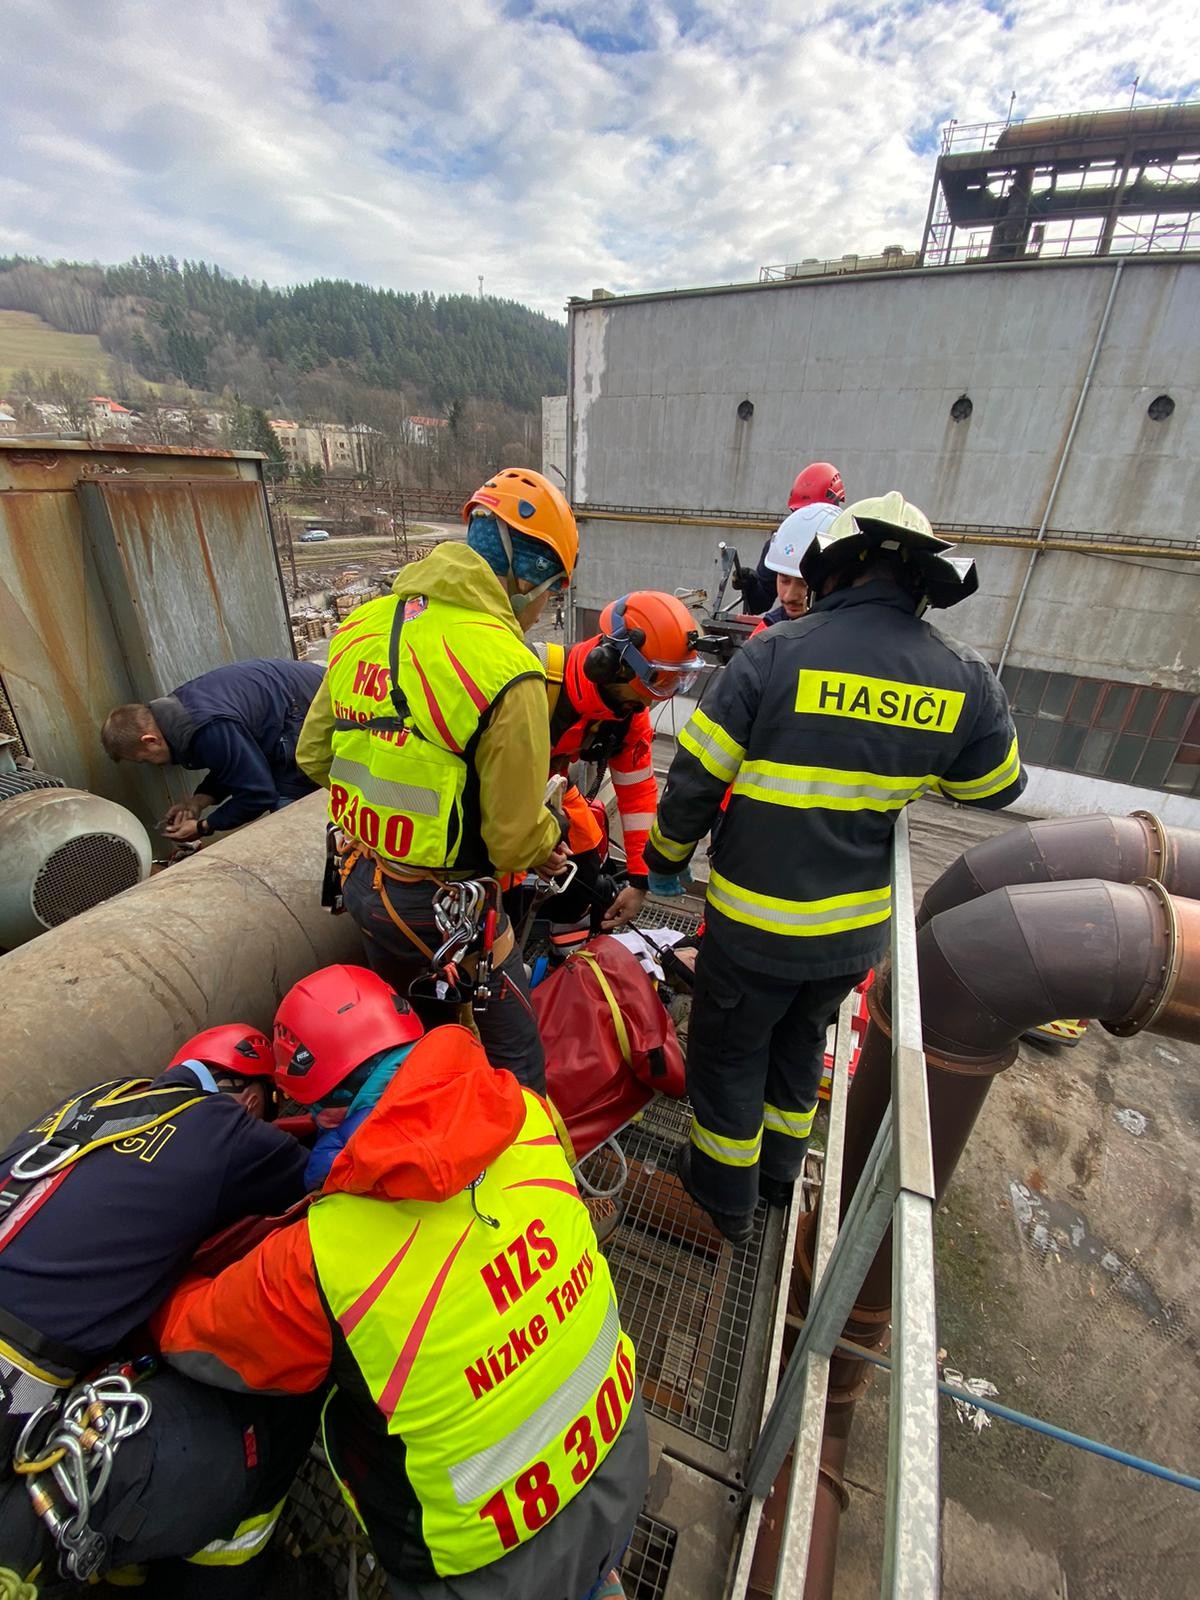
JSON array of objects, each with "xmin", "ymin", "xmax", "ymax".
[
  {"xmin": 152, "ymin": 659, "xmax": 325, "ymax": 831},
  {"xmin": 0, "ymin": 1067, "xmax": 307, "ymax": 1365}
]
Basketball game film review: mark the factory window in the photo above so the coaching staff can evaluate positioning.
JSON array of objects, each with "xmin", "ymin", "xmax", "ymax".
[{"xmin": 1002, "ymin": 667, "xmax": 1200, "ymax": 796}]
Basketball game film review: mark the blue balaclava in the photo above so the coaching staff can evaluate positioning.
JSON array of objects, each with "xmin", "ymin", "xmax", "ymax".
[{"xmin": 467, "ymin": 510, "xmax": 564, "ymax": 615}]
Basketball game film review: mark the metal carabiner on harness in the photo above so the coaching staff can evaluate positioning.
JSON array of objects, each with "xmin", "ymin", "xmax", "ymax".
[
  {"xmin": 531, "ymin": 859, "xmax": 578, "ymax": 898},
  {"xmin": 9, "ymin": 1136, "xmax": 82, "ymax": 1182},
  {"xmin": 13, "ymin": 1371, "xmax": 153, "ymax": 1582}
]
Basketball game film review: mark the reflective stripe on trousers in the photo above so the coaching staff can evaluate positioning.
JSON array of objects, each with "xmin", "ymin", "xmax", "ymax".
[
  {"xmin": 690, "ymin": 1119, "xmax": 761, "ymax": 1168},
  {"xmin": 707, "ymin": 868, "xmax": 891, "ymax": 936},
  {"xmin": 684, "ymin": 939, "xmax": 864, "ymax": 1216},
  {"xmin": 186, "ymin": 1496, "xmax": 286, "ymax": 1567},
  {"xmin": 763, "ymin": 1101, "xmax": 817, "ymax": 1140}
]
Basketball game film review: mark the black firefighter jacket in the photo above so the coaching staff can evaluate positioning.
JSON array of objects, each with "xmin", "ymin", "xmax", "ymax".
[{"xmin": 645, "ymin": 582, "xmax": 1026, "ymax": 980}]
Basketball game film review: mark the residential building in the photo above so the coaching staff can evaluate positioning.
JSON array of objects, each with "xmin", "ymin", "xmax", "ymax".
[
  {"xmin": 269, "ymin": 418, "xmax": 378, "ymax": 474},
  {"xmin": 406, "ymin": 415, "xmax": 448, "ymax": 448},
  {"xmin": 89, "ymin": 396, "xmax": 135, "ymax": 436}
]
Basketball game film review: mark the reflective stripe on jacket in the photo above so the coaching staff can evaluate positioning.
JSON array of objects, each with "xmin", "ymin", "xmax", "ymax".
[
  {"xmin": 154, "ymin": 1027, "xmax": 638, "ymax": 1590},
  {"xmin": 533, "ymin": 639, "xmax": 657, "ymax": 879},
  {"xmin": 326, "ymin": 591, "xmax": 543, "ymax": 870},
  {"xmin": 310, "ymin": 1092, "xmax": 634, "ymax": 1578},
  {"xmin": 645, "ymin": 582, "xmax": 1025, "ymax": 979}
]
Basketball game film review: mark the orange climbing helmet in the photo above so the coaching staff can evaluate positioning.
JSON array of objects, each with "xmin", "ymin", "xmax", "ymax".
[
  {"xmin": 462, "ymin": 468, "xmax": 579, "ymax": 583},
  {"xmin": 586, "ymin": 591, "xmax": 704, "ymax": 701}
]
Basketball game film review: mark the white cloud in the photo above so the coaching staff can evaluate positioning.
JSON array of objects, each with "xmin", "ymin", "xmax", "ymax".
[{"xmin": 2, "ymin": 0, "xmax": 1198, "ymax": 315}]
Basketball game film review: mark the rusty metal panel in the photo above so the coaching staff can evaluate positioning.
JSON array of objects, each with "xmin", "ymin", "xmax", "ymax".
[
  {"xmin": 0, "ymin": 489, "xmax": 173, "ymax": 821},
  {"xmin": 0, "ymin": 439, "xmax": 258, "ymax": 493},
  {"xmin": 80, "ymin": 477, "xmax": 292, "ymax": 699}
]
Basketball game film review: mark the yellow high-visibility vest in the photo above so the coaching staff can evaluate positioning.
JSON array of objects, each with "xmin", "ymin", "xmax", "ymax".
[
  {"xmin": 308, "ymin": 1091, "xmax": 636, "ymax": 1577},
  {"xmin": 326, "ymin": 593, "xmax": 543, "ymax": 868}
]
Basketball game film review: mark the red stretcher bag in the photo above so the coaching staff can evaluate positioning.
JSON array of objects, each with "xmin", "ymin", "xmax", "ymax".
[{"xmin": 536, "ymin": 935, "xmax": 686, "ymax": 1162}]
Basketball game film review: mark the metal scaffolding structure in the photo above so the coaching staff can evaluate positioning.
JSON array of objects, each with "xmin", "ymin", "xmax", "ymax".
[{"xmin": 920, "ymin": 102, "xmax": 1200, "ymax": 267}]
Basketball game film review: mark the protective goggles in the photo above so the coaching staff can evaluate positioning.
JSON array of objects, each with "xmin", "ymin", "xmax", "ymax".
[{"xmin": 616, "ymin": 637, "xmax": 703, "ymax": 700}]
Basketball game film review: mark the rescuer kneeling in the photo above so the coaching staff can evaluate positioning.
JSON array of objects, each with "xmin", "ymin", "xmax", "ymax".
[
  {"xmin": 101, "ymin": 658, "xmax": 326, "ymax": 841},
  {"xmin": 155, "ymin": 964, "xmax": 648, "ymax": 1600},
  {"xmin": 0, "ymin": 1028, "xmax": 316, "ymax": 1590}
]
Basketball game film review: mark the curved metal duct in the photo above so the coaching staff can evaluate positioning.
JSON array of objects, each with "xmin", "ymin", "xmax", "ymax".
[
  {"xmin": 0, "ymin": 788, "xmax": 152, "ymax": 949},
  {"xmin": 0, "ymin": 793, "xmax": 360, "ymax": 1140},
  {"xmin": 917, "ymin": 810, "xmax": 1200, "ymax": 926}
]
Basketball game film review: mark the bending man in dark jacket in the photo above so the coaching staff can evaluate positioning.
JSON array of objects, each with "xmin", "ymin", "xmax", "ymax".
[
  {"xmin": 645, "ymin": 492, "xmax": 1025, "ymax": 1243},
  {"xmin": 0, "ymin": 1056, "xmax": 314, "ymax": 1590},
  {"xmin": 101, "ymin": 658, "xmax": 325, "ymax": 842}
]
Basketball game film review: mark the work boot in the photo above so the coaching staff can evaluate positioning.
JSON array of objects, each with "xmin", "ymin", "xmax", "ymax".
[
  {"xmin": 584, "ymin": 1195, "xmax": 624, "ymax": 1246},
  {"xmin": 672, "ymin": 1144, "xmax": 755, "ymax": 1246},
  {"xmin": 758, "ymin": 1173, "xmax": 794, "ymax": 1209}
]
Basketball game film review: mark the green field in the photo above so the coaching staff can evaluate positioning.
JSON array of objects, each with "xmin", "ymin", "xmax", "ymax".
[{"xmin": 0, "ymin": 309, "xmax": 116, "ymax": 391}]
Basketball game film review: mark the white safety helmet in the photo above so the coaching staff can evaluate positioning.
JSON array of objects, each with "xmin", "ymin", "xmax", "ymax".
[{"xmin": 764, "ymin": 503, "xmax": 841, "ymax": 577}]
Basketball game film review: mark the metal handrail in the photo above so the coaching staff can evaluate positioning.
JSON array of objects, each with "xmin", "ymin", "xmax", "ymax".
[{"xmin": 735, "ymin": 810, "xmax": 941, "ymax": 1598}]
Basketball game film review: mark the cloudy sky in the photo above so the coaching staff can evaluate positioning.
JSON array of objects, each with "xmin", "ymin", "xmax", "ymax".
[{"xmin": 3, "ymin": 0, "xmax": 1198, "ymax": 315}]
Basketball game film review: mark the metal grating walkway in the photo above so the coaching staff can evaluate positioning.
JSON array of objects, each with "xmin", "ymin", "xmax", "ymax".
[
  {"xmin": 277, "ymin": 1452, "xmax": 678, "ymax": 1599},
  {"xmin": 621, "ymin": 1512, "xmax": 678, "ymax": 1600},
  {"xmin": 596, "ymin": 1106, "xmax": 767, "ymax": 1450}
]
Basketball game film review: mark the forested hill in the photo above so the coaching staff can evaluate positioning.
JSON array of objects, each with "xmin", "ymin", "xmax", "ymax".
[{"xmin": 0, "ymin": 255, "xmax": 567, "ymax": 415}]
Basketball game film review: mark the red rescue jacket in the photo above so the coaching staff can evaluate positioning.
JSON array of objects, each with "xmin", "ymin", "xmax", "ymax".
[{"xmin": 542, "ymin": 640, "xmax": 658, "ymax": 879}]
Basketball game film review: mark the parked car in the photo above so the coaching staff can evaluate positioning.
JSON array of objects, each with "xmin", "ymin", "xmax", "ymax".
[{"xmin": 300, "ymin": 528, "xmax": 330, "ymax": 543}]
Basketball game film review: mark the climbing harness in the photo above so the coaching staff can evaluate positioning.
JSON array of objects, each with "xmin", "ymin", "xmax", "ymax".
[
  {"xmin": 428, "ymin": 878, "xmax": 509, "ymax": 1016},
  {"xmin": 13, "ymin": 1370, "xmax": 153, "ymax": 1581},
  {"xmin": 0, "ymin": 1079, "xmax": 208, "ymax": 1237}
]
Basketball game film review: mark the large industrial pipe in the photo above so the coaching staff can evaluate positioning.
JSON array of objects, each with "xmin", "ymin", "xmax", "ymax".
[
  {"xmin": 0, "ymin": 793, "xmax": 359, "ymax": 1140},
  {"xmin": 840, "ymin": 878, "xmax": 1199, "ymax": 1314},
  {"xmin": 917, "ymin": 811, "xmax": 1200, "ymax": 927},
  {"xmin": 787, "ymin": 877, "xmax": 1200, "ymax": 1600}
]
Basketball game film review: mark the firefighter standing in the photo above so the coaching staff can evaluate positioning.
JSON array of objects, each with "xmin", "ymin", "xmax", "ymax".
[
  {"xmin": 296, "ymin": 469, "xmax": 579, "ymax": 1093},
  {"xmin": 645, "ymin": 493, "xmax": 1026, "ymax": 1242},
  {"xmin": 156, "ymin": 967, "xmax": 648, "ymax": 1600},
  {"xmin": 532, "ymin": 592, "xmax": 703, "ymax": 932}
]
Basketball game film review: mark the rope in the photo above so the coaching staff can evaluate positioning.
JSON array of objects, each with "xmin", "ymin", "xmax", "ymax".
[
  {"xmin": 832, "ymin": 1338, "xmax": 1200, "ymax": 1495},
  {"xmin": 0, "ymin": 1568, "xmax": 38, "ymax": 1600}
]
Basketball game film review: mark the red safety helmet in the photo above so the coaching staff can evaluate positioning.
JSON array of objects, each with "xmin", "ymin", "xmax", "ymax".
[
  {"xmin": 169, "ymin": 1025, "xmax": 274, "ymax": 1079},
  {"xmin": 273, "ymin": 964, "xmax": 424, "ymax": 1106},
  {"xmin": 788, "ymin": 462, "xmax": 845, "ymax": 511}
]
